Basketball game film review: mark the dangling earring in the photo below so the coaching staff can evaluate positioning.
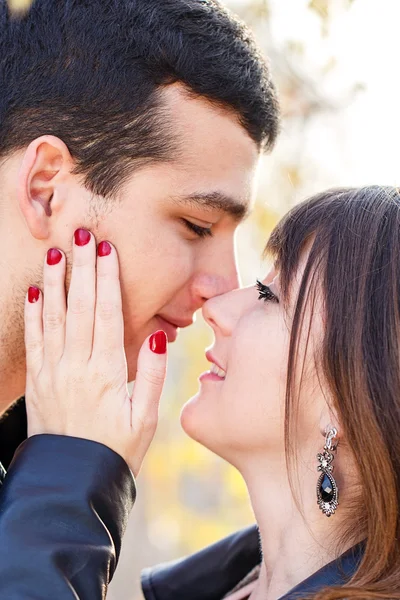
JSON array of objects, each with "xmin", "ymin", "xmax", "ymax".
[{"xmin": 316, "ymin": 427, "xmax": 339, "ymax": 517}]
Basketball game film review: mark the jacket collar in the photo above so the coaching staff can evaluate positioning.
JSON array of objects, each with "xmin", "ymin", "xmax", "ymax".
[{"xmin": 141, "ymin": 525, "xmax": 364, "ymax": 600}]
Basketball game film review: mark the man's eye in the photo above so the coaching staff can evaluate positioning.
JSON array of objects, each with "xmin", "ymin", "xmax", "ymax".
[
  {"xmin": 182, "ymin": 219, "xmax": 213, "ymax": 238},
  {"xmin": 256, "ymin": 280, "xmax": 279, "ymax": 303}
]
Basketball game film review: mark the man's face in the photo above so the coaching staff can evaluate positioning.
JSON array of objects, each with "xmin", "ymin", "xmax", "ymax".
[
  {"xmin": 10, "ymin": 85, "xmax": 258, "ymax": 383},
  {"xmin": 91, "ymin": 87, "xmax": 260, "ymax": 378}
]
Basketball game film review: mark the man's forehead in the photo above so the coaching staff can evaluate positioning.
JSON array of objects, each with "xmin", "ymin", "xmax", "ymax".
[{"xmin": 162, "ymin": 84, "xmax": 260, "ymax": 164}]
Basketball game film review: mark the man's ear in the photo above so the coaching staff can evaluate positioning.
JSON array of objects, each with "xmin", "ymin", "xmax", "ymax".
[{"xmin": 17, "ymin": 135, "xmax": 74, "ymax": 240}]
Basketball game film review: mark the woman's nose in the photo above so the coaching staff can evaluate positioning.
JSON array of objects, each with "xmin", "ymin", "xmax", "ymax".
[{"xmin": 202, "ymin": 286, "xmax": 254, "ymax": 336}]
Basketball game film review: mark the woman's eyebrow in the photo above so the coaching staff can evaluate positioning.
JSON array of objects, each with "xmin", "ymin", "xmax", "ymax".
[{"xmin": 170, "ymin": 191, "xmax": 251, "ymax": 223}]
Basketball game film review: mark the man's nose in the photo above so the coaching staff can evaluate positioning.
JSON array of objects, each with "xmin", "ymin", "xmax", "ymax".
[{"xmin": 190, "ymin": 256, "xmax": 240, "ymax": 305}]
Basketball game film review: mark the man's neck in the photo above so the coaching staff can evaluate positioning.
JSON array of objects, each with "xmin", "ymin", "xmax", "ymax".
[
  {"xmin": 0, "ymin": 353, "xmax": 25, "ymax": 417},
  {"xmin": 0, "ymin": 166, "xmax": 39, "ymax": 417},
  {"xmin": 0, "ymin": 290, "xmax": 27, "ymax": 416}
]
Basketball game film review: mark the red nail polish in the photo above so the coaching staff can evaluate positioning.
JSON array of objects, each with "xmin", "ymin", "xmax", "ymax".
[
  {"xmin": 74, "ymin": 228, "xmax": 91, "ymax": 246},
  {"xmin": 28, "ymin": 286, "xmax": 40, "ymax": 303},
  {"xmin": 98, "ymin": 241, "xmax": 112, "ymax": 257},
  {"xmin": 47, "ymin": 248, "xmax": 62, "ymax": 266},
  {"xmin": 149, "ymin": 330, "xmax": 167, "ymax": 354}
]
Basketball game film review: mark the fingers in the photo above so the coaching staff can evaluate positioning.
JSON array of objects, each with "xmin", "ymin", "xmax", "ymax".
[
  {"xmin": 25, "ymin": 232, "xmax": 164, "ymax": 476},
  {"xmin": 24, "ymin": 286, "xmax": 44, "ymax": 375},
  {"xmin": 131, "ymin": 330, "xmax": 167, "ymax": 430},
  {"xmin": 92, "ymin": 241, "xmax": 124, "ymax": 357},
  {"xmin": 64, "ymin": 229, "xmax": 96, "ymax": 361},
  {"xmin": 43, "ymin": 248, "xmax": 67, "ymax": 364}
]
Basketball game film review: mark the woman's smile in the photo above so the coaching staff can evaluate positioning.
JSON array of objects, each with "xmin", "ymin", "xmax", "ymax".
[{"xmin": 199, "ymin": 351, "xmax": 227, "ymax": 382}]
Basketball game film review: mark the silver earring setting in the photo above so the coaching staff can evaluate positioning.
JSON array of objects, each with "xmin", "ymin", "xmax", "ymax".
[{"xmin": 316, "ymin": 427, "xmax": 339, "ymax": 517}]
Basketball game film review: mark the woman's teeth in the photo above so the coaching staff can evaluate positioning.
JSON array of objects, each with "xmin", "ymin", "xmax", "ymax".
[{"xmin": 210, "ymin": 363, "xmax": 226, "ymax": 379}]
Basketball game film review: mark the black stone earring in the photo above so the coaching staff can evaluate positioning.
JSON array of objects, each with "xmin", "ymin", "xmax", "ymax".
[{"xmin": 316, "ymin": 427, "xmax": 339, "ymax": 517}]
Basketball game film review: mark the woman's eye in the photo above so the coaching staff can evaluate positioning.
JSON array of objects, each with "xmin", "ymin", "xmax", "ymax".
[
  {"xmin": 256, "ymin": 280, "xmax": 279, "ymax": 303},
  {"xmin": 182, "ymin": 219, "xmax": 213, "ymax": 238}
]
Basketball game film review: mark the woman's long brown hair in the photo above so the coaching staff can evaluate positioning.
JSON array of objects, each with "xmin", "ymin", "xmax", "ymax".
[{"xmin": 266, "ymin": 186, "xmax": 400, "ymax": 600}]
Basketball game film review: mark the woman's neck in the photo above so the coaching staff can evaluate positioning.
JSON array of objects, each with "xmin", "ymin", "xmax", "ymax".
[{"xmin": 241, "ymin": 451, "xmax": 359, "ymax": 600}]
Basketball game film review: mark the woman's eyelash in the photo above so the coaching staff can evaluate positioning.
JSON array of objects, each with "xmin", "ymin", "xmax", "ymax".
[
  {"xmin": 256, "ymin": 280, "xmax": 279, "ymax": 303},
  {"xmin": 182, "ymin": 219, "xmax": 213, "ymax": 238}
]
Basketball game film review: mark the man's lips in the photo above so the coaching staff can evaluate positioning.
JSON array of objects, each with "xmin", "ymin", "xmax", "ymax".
[{"xmin": 156, "ymin": 315, "xmax": 193, "ymax": 342}]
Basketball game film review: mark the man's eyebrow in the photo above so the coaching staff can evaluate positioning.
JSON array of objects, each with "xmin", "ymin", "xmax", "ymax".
[{"xmin": 170, "ymin": 191, "xmax": 251, "ymax": 222}]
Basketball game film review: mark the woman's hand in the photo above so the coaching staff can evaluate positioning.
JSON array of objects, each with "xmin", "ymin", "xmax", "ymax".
[{"xmin": 24, "ymin": 229, "xmax": 167, "ymax": 476}]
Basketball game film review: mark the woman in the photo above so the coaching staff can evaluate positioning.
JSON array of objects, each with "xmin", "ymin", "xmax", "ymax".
[
  {"xmin": 24, "ymin": 185, "xmax": 400, "ymax": 599},
  {"xmin": 143, "ymin": 185, "xmax": 400, "ymax": 599}
]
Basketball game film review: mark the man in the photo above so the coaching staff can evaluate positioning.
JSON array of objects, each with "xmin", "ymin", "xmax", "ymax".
[{"xmin": 0, "ymin": 0, "xmax": 279, "ymax": 596}]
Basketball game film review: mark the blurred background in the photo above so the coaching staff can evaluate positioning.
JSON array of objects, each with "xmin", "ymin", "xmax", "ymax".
[{"xmin": 8, "ymin": 0, "xmax": 400, "ymax": 597}]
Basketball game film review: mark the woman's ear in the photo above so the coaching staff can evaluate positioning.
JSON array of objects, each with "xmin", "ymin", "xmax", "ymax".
[
  {"xmin": 17, "ymin": 135, "xmax": 74, "ymax": 240},
  {"xmin": 319, "ymin": 403, "xmax": 341, "ymax": 441}
]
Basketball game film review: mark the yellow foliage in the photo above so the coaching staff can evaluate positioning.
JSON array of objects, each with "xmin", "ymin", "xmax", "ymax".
[{"xmin": 224, "ymin": 466, "xmax": 249, "ymax": 501}]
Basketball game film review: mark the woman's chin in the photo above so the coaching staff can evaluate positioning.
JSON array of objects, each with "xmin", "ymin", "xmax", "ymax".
[
  {"xmin": 180, "ymin": 391, "xmax": 230, "ymax": 462},
  {"xmin": 180, "ymin": 391, "xmax": 215, "ymax": 447},
  {"xmin": 180, "ymin": 393, "xmax": 202, "ymax": 440}
]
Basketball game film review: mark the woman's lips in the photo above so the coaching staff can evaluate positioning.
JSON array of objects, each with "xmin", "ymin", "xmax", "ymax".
[
  {"xmin": 198, "ymin": 371, "xmax": 226, "ymax": 383},
  {"xmin": 199, "ymin": 351, "xmax": 227, "ymax": 382}
]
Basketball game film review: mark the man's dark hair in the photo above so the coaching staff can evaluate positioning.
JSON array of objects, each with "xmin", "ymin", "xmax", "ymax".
[{"xmin": 0, "ymin": 0, "xmax": 279, "ymax": 197}]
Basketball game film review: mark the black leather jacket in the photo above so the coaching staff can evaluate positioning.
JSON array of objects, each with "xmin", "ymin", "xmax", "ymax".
[
  {"xmin": 0, "ymin": 401, "xmax": 364, "ymax": 600},
  {"xmin": 142, "ymin": 525, "xmax": 365, "ymax": 600},
  {"xmin": 0, "ymin": 433, "xmax": 136, "ymax": 599}
]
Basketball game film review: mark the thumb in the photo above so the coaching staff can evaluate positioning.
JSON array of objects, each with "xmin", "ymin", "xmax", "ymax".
[{"xmin": 131, "ymin": 330, "xmax": 167, "ymax": 430}]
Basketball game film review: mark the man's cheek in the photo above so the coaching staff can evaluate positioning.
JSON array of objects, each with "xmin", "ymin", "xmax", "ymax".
[{"xmin": 168, "ymin": 252, "xmax": 194, "ymax": 282}]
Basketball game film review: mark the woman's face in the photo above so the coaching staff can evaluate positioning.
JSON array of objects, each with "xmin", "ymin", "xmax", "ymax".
[{"xmin": 181, "ymin": 259, "xmax": 327, "ymax": 469}]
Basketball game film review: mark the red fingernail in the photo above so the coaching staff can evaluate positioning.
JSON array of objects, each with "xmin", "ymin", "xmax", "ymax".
[
  {"xmin": 149, "ymin": 330, "xmax": 167, "ymax": 354},
  {"xmin": 47, "ymin": 248, "xmax": 62, "ymax": 266},
  {"xmin": 74, "ymin": 228, "xmax": 91, "ymax": 247},
  {"xmin": 98, "ymin": 241, "xmax": 112, "ymax": 257},
  {"xmin": 28, "ymin": 286, "xmax": 40, "ymax": 303}
]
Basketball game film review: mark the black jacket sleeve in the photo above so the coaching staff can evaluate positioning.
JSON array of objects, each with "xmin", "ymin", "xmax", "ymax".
[{"xmin": 0, "ymin": 434, "xmax": 136, "ymax": 599}]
